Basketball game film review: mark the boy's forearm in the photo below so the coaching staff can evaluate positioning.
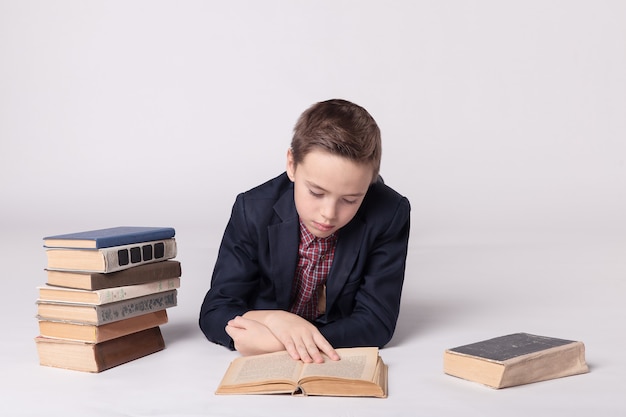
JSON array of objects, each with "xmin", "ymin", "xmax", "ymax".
[
  {"xmin": 226, "ymin": 315, "xmax": 285, "ymax": 355},
  {"xmin": 243, "ymin": 309, "xmax": 338, "ymax": 362},
  {"xmin": 242, "ymin": 310, "xmax": 303, "ymax": 331},
  {"xmin": 241, "ymin": 309, "xmax": 275, "ymax": 325}
]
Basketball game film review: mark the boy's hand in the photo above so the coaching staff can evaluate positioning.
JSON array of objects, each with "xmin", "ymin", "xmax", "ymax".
[
  {"xmin": 245, "ymin": 310, "xmax": 340, "ymax": 364},
  {"xmin": 225, "ymin": 316, "xmax": 285, "ymax": 356}
]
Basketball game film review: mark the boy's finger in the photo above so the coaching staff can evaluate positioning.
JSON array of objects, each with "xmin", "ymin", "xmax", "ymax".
[
  {"xmin": 224, "ymin": 324, "xmax": 240, "ymax": 337},
  {"xmin": 226, "ymin": 317, "xmax": 246, "ymax": 330},
  {"xmin": 282, "ymin": 339, "xmax": 302, "ymax": 362},
  {"xmin": 314, "ymin": 335, "xmax": 340, "ymax": 361},
  {"xmin": 305, "ymin": 343, "xmax": 324, "ymax": 364},
  {"xmin": 296, "ymin": 342, "xmax": 315, "ymax": 363}
]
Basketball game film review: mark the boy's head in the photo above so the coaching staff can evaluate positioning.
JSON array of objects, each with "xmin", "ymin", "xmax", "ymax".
[
  {"xmin": 290, "ymin": 99, "xmax": 382, "ymax": 183},
  {"xmin": 287, "ymin": 99, "xmax": 382, "ymax": 238}
]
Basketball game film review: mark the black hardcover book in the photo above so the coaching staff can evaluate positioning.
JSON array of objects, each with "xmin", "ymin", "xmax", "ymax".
[
  {"xmin": 444, "ymin": 333, "xmax": 589, "ymax": 388},
  {"xmin": 450, "ymin": 333, "xmax": 575, "ymax": 361}
]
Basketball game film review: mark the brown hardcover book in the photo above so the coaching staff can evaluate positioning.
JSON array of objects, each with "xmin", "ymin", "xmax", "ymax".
[
  {"xmin": 45, "ymin": 238, "xmax": 177, "ymax": 273},
  {"xmin": 443, "ymin": 333, "xmax": 589, "ymax": 389},
  {"xmin": 36, "ymin": 290, "xmax": 177, "ymax": 325},
  {"xmin": 38, "ymin": 277, "xmax": 180, "ymax": 304},
  {"xmin": 216, "ymin": 347, "xmax": 387, "ymax": 397},
  {"xmin": 45, "ymin": 260, "xmax": 182, "ymax": 290},
  {"xmin": 35, "ymin": 326, "xmax": 165, "ymax": 373},
  {"xmin": 38, "ymin": 310, "xmax": 168, "ymax": 343}
]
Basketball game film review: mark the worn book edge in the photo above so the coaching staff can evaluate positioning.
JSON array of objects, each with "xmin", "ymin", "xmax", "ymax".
[
  {"xmin": 444, "ymin": 341, "xmax": 589, "ymax": 389},
  {"xmin": 45, "ymin": 260, "xmax": 182, "ymax": 290},
  {"xmin": 35, "ymin": 326, "xmax": 165, "ymax": 372},
  {"xmin": 37, "ymin": 310, "xmax": 169, "ymax": 343},
  {"xmin": 37, "ymin": 277, "xmax": 181, "ymax": 305},
  {"xmin": 36, "ymin": 289, "xmax": 177, "ymax": 325}
]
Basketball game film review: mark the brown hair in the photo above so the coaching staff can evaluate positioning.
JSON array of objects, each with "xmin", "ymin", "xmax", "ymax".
[{"xmin": 290, "ymin": 99, "xmax": 382, "ymax": 182}]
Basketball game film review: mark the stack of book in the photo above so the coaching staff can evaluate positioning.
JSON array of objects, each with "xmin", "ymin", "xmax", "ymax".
[{"xmin": 34, "ymin": 226, "xmax": 181, "ymax": 373}]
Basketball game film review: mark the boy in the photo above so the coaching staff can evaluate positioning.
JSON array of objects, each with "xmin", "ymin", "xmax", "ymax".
[{"xmin": 199, "ymin": 99, "xmax": 410, "ymax": 364}]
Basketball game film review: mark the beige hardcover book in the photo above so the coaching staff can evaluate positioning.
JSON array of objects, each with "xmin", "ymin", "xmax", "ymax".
[
  {"xmin": 38, "ymin": 310, "xmax": 168, "ymax": 343},
  {"xmin": 38, "ymin": 277, "xmax": 180, "ymax": 304},
  {"xmin": 216, "ymin": 347, "xmax": 387, "ymax": 398},
  {"xmin": 36, "ymin": 290, "xmax": 177, "ymax": 325},
  {"xmin": 45, "ymin": 238, "xmax": 177, "ymax": 273},
  {"xmin": 443, "ymin": 333, "xmax": 589, "ymax": 389}
]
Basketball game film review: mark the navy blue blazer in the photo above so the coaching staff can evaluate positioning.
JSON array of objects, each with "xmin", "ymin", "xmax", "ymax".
[{"xmin": 199, "ymin": 172, "xmax": 410, "ymax": 349}]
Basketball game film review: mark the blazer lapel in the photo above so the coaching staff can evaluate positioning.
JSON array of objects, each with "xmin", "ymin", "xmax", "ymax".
[
  {"xmin": 324, "ymin": 216, "xmax": 365, "ymax": 314},
  {"xmin": 268, "ymin": 188, "xmax": 300, "ymax": 309}
]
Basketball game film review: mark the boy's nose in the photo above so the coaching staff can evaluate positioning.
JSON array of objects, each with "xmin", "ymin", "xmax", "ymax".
[{"xmin": 321, "ymin": 200, "xmax": 337, "ymax": 221}]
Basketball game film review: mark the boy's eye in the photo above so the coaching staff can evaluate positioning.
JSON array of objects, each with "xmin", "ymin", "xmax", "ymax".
[
  {"xmin": 309, "ymin": 189, "xmax": 323, "ymax": 198},
  {"xmin": 343, "ymin": 199, "xmax": 358, "ymax": 205}
]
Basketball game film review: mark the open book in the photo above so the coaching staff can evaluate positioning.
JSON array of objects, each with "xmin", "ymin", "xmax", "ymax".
[{"xmin": 216, "ymin": 347, "xmax": 387, "ymax": 397}]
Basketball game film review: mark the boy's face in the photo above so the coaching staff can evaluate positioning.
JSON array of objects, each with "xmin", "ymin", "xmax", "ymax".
[{"xmin": 287, "ymin": 148, "xmax": 373, "ymax": 238}]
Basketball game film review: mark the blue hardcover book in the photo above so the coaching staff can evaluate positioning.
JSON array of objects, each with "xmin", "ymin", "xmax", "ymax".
[{"xmin": 44, "ymin": 226, "xmax": 176, "ymax": 249}]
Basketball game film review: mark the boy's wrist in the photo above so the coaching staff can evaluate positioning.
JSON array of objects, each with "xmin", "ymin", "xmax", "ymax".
[
  {"xmin": 260, "ymin": 310, "xmax": 286, "ymax": 328},
  {"xmin": 242, "ymin": 309, "xmax": 275, "ymax": 327}
]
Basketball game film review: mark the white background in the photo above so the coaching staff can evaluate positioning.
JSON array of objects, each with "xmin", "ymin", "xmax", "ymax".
[{"xmin": 1, "ymin": 1, "xmax": 625, "ymax": 416}]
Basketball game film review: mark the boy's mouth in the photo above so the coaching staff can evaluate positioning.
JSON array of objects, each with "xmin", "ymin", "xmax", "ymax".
[{"xmin": 312, "ymin": 221, "xmax": 334, "ymax": 233}]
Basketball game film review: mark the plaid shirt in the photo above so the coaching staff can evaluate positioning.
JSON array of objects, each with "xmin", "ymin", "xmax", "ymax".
[{"xmin": 289, "ymin": 220, "xmax": 338, "ymax": 321}]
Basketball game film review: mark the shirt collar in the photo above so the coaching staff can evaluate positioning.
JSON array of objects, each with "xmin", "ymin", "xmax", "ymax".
[{"xmin": 298, "ymin": 219, "xmax": 337, "ymax": 248}]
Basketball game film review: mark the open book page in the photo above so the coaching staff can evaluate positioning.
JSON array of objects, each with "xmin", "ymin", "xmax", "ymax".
[
  {"xmin": 300, "ymin": 347, "xmax": 379, "ymax": 381},
  {"xmin": 219, "ymin": 351, "xmax": 303, "ymax": 386}
]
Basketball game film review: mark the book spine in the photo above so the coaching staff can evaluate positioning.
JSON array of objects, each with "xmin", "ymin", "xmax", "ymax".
[
  {"xmin": 46, "ymin": 260, "xmax": 182, "ymax": 290},
  {"xmin": 38, "ymin": 310, "xmax": 169, "ymax": 343},
  {"xmin": 95, "ymin": 327, "xmax": 165, "ymax": 372},
  {"xmin": 36, "ymin": 326, "xmax": 166, "ymax": 372},
  {"xmin": 499, "ymin": 342, "xmax": 589, "ymax": 388},
  {"xmin": 91, "ymin": 260, "xmax": 181, "ymax": 289},
  {"xmin": 102, "ymin": 239, "xmax": 177, "ymax": 273},
  {"xmin": 94, "ymin": 278, "xmax": 180, "ymax": 304},
  {"xmin": 95, "ymin": 289, "xmax": 177, "ymax": 324}
]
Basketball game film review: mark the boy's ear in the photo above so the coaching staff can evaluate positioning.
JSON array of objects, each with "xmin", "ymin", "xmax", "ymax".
[{"xmin": 286, "ymin": 148, "xmax": 296, "ymax": 181}]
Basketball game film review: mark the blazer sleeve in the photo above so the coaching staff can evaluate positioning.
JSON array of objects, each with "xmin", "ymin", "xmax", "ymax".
[
  {"xmin": 318, "ymin": 195, "xmax": 411, "ymax": 349},
  {"xmin": 198, "ymin": 193, "xmax": 259, "ymax": 349}
]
